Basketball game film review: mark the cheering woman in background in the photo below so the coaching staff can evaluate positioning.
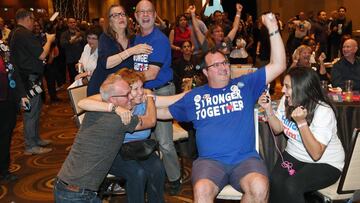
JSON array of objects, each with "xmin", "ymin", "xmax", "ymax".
[
  {"xmin": 87, "ymin": 4, "xmax": 153, "ymax": 96},
  {"xmin": 258, "ymin": 67, "xmax": 344, "ymax": 203}
]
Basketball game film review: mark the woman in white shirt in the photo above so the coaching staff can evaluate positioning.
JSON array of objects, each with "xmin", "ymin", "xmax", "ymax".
[
  {"xmin": 258, "ymin": 67, "xmax": 344, "ymax": 203},
  {"xmin": 75, "ymin": 26, "xmax": 102, "ymax": 82}
]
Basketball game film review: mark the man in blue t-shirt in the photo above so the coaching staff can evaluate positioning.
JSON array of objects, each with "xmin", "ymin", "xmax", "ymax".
[
  {"xmin": 133, "ymin": 0, "xmax": 181, "ymax": 195},
  {"xmin": 158, "ymin": 13, "xmax": 286, "ymax": 202}
]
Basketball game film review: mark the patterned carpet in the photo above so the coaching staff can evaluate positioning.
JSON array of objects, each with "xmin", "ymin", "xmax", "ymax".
[{"xmin": 0, "ymin": 88, "xmax": 198, "ymax": 203}]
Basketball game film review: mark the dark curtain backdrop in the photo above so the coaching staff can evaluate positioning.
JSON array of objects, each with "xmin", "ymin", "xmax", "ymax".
[
  {"xmin": 52, "ymin": 0, "xmax": 89, "ymax": 20},
  {"xmin": 222, "ymin": 0, "xmax": 257, "ymax": 23}
]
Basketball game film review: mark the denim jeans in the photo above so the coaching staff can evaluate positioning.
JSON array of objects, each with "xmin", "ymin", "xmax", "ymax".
[
  {"xmin": 109, "ymin": 152, "xmax": 165, "ymax": 203},
  {"xmin": 153, "ymin": 83, "xmax": 181, "ymax": 182},
  {"xmin": 24, "ymin": 94, "xmax": 42, "ymax": 150},
  {"xmin": 53, "ymin": 178, "xmax": 101, "ymax": 203}
]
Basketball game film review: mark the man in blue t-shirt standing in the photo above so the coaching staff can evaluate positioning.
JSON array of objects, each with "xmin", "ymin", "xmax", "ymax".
[
  {"xmin": 158, "ymin": 13, "xmax": 286, "ymax": 202},
  {"xmin": 133, "ymin": 0, "xmax": 181, "ymax": 195}
]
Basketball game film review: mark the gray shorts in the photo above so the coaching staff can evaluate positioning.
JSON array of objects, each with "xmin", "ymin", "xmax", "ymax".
[{"xmin": 191, "ymin": 157, "xmax": 268, "ymax": 192}]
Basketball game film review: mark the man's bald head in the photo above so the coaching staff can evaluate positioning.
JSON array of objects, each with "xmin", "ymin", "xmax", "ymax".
[
  {"xmin": 136, "ymin": 0, "xmax": 154, "ymax": 12},
  {"xmin": 342, "ymin": 38, "xmax": 358, "ymax": 60},
  {"xmin": 344, "ymin": 39, "xmax": 358, "ymax": 48}
]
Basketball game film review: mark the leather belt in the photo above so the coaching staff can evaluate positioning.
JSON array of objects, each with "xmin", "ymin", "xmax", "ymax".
[
  {"xmin": 151, "ymin": 81, "xmax": 173, "ymax": 91},
  {"xmin": 57, "ymin": 178, "xmax": 92, "ymax": 193}
]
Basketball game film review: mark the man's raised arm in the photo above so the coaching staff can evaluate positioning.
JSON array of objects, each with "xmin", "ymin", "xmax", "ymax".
[{"xmin": 263, "ymin": 13, "xmax": 286, "ymax": 84}]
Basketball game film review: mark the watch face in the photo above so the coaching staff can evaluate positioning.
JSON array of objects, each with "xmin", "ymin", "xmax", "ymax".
[{"xmin": 112, "ymin": 104, "xmax": 117, "ymax": 112}]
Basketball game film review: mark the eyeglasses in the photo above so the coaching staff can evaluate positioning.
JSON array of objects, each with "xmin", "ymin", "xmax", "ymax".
[
  {"xmin": 111, "ymin": 92, "xmax": 130, "ymax": 98},
  {"xmin": 206, "ymin": 60, "xmax": 230, "ymax": 69},
  {"xmin": 109, "ymin": 12, "xmax": 126, "ymax": 18},
  {"xmin": 136, "ymin": 10, "xmax": 154, "ymax": 15}
]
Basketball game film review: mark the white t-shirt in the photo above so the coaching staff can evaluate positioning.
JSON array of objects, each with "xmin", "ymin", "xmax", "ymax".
[
  {"xmin": 230, "ymin": 38, "xmax": 248, "ymax": 59},
  {"xmin": 293, "ymin": 20, "xmax": 311, "ymax": 39},
  {"xmin": 78, "ymin": 44, "xmax": 98, "ymax": 78},
  {"xmin": 276, "ymin": 96, "xmax": 345, "ymax": 170}
]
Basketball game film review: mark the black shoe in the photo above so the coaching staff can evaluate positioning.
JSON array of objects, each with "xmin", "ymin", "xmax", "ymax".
[
  {"xmin": 50, "ymin": 97, "xmax": 62, "ymax": 103},
  {"xmin": 168, "ymin": 178, "xmax": 182, "ymax": 196},
  {"xmin": 37, "ymin": 139, "xmax": 52, "ymax": 147},
  {"xmin": 0, "ymin": 172, "xmax": 18, "ymax": 183}
]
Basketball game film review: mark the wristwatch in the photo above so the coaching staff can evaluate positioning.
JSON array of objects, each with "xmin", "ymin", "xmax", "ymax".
[{"xmin": 111, "ymin": 105, "xmax": 118, "ymax": 112}]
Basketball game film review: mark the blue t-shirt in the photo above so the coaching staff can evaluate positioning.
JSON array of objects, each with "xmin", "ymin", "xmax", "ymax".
[
  {"xmin": 87, "ymin": 33, "xmax": 134, "ymax": 96},
  {"xmin": 133, "ymin": 27, "xmax": 173, "ymax": 89},
  {"xmin": 124, "ymin": 102, "xmax": 151, "ymax": 143},
  {"xmin": 169, "ymin": 68, "xmax": 266, "ymax": 164}
]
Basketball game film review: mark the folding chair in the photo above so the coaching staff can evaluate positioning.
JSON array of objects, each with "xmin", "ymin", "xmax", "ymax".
[
  {"xmin": 316, "ymin": 128, "xmax": 360, "ymax": 202},
  {"xmin": 216, "ymin": 108, "xmax": 260, "ymax": 200},
  {"xmin": 67, "ymin": 85, "xmax": 87, "ymax": 127}
]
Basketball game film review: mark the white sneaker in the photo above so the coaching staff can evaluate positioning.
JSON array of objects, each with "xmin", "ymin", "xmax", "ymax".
[
  {"xmin": 107, "ymin": 183, "xmax": 126, "ymax": 195},
  {"xmin": 24, "ymin": 146, "xmax": 52, "ymax": 155}
]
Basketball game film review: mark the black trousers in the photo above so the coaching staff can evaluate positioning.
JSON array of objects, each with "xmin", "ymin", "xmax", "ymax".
[
  {"xmin": 67, "ymin": 62, "xmax": 78, "ymax": 83},
  {"xmin": 270, "ymin": 151, "xmax": 341, "ymax": 203},
  {"xmin": 56, "ymin": 49, "xmax": 67, "ymax": 86},
  {"xmin": 0, "ymin": 100, "xmax": 18, "ymax": 175},
  {"xmin": 44, "ymin": 62, "xmax": 58, "ymax": 100}
]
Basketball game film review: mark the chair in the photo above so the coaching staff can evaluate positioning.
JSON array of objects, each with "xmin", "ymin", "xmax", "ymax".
[
  {"xmin": 230, "ymin": 65, "xmax": 257, "ymax": 79},
  {"xmin": 67, "ymin": 85, "xmax": 87, "ymax": 127},
  {"xmin": 316, "ymin": 128, "xmax": 360, "ymax": 202},
  {"xmin": 216, "ymin": 108, "xmax": 260, "ymax": 200}
]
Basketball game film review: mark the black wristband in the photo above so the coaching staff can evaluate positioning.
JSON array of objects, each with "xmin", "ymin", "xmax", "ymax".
[{"xmin": 269, "ymin": 29, "xmax": 280, "ymax": 37}]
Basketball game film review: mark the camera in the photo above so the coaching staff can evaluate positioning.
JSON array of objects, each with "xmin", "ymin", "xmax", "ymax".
[
  {"xmin": 24, "ymin": 101, "xmax": 31, "ymax": 111},
  {"xmin": 299, "ymin": 23, "xmax": 304, "ymax": 29},
  {"xmin": 27, "ymin": 84, "xmax": 43, "ymax": 99},
  {"xmin": 43, "ymin": 20, "xmax": 56, "ymax": 34},
  {"xmin": 43, "ymin": 12, "xmax": 59, "ymax": 34}
]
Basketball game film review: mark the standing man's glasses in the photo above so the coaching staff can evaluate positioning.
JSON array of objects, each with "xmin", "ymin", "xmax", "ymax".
[{"xmin": 136, "ymin": 10, "xmax": 154, "ymax": 15}]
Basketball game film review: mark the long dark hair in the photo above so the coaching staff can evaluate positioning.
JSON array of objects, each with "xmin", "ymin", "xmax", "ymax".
[{"xmin": 285, "ymin": 67, "xmax": 336, "ymax": 124}]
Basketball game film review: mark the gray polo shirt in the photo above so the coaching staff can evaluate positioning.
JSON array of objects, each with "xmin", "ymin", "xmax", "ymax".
[{"xmin": 57, "ymin": 111, "xmax": 138, "ymax": 191}]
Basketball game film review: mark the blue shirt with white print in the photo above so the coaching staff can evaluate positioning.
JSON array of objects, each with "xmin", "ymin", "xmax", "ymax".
[{"xmin": 169, "ymin": 67, "xmax": 266, "ymax": 164}]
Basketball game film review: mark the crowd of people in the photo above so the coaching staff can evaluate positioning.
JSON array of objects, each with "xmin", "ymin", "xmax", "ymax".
[{"xmin": 0, "ymin": 0, "xmax": 359, "ymax": 202}]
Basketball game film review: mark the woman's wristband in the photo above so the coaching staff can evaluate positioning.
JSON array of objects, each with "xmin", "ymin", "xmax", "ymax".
[
  {"xmin": 236, "ymin": 14, "xmax": 241, "ymax": 18},
  {"xmin": 124, "ymin": 50, "xmax": 130, "ymax": 58},
  {"xmin": 269, "ymin": 29, "xmax": 280, "ymax": 37},
  {"xmin": 108, "ymin": 103, "xmax": 114, "ymax": 112},
  {"xmin": 297, "ymin": 122, "xmax": 308, "ymax": 129},
  {"xmin": 265, "ymin": 111, "xmax": 275, "ymax": 118},
  {"xmin": 146, "ymin": 94, "xmax": 156, "ymax": 101},
  {"xmin": 118, "ymin": 53, "xmax": 123, "ymax": 61}
]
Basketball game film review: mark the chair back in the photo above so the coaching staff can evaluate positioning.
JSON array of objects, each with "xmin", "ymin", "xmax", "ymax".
[
  {"xmin": 67, "ymin": 85, "xmax": 87, "ymax": 127},
  {"xmin": 337, "ymin": 128, "xmax": 360, "ymax": 194},
  {"xmin": 230, "ymin": 65, "xmax": 257, "ymax": 79}
]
